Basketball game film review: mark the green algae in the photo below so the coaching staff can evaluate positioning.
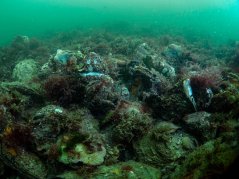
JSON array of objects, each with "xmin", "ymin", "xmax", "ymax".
[
  {"xmin": 90, "ymin": 160, "xmax": 161, "ymax": 179},
  {"xmin": 171, "ymin": 138, "xmax": 239, "ymax": 179}
]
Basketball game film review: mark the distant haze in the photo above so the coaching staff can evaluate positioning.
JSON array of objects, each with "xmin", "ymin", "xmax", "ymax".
[
  {"xmin": 0, "ymin": 0, "xmax": 239, "ymax": 45},
  {"xmin": 35, "ymin": 0, "xmax": 237, "ymax": 9}
]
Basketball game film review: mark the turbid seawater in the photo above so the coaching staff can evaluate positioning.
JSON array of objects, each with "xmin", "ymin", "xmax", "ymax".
[{"xmin": 0, "ymin": 0, "xmax": 239, "ymax": 45}]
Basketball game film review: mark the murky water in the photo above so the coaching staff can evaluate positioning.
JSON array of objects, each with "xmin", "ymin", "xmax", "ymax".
[{"xmin": 0, "ymin": 0, "xmax": 239, "ymax": 46}]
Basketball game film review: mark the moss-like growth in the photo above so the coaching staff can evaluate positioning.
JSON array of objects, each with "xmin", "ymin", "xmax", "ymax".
[
  {"xmin": 12, "ymin": 59, "xmax": 39, "ymax": 82},
  {"xmin": 57, "ymin": 133, "xmax": 106, "ymax": 166},
  {"xmin": 90, "ymin": 160, "xmax": 161, "ymax": 179},
  {"xmin": 113, "ymin": 105, "xmax": 153, "ymax": 143},
  {"xmin": 0, "ymin": 143, "xmax": 47, "ymax": 179},
  {"xmin": 145, "ymin": 81, "xmax": 194, "ymax": 121},
  {"xmin": 152, "ymin": 121, "xmax": 180, "ymax": 141},
  {"xmin": 210, "ymin": 91, "xmax": 239, "ymax": 117},
  {"xmin": 0, "ymin": 90, "xmax": 27, "ymax": 120},
  {"xmin": 209, "ymin": 71, "xmax": 239, "ymax": 117},
  {"xmin": 134, "ymin": 121, "xmax": 196, "ymax": 170},
  {"xmin": 171, "ymin": 138, "xmax": 239, "ymax": 179},
  {"xmin": 57, "ymin": 161, "xmax": 161, "ymax": 179},
  {"xmin": 43, "ymin": 75, "xmax": 85, "ymax": 106}
]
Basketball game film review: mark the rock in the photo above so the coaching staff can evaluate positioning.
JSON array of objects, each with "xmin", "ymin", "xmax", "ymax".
[
  {"xmin": 112, "ymin": 103, "xmax": 153, "ymax": 142},
  {"xmin": 31, "ymin": 105, "xmax": 66, "ymax": 152},
  {"xmin": 12, "ymin": 59, "xmax": 39, "ymax": 82},
  {"xmin": 183, "ymin": 112, "xmax": 217, "ymax": 142},
  {"xmin": 120, "ymin": 85, "xmax": 130, "ymax": 100},
  {"xmin": 133, "ymin": 43, "xmax": 176, "ymax": 77},
  {"xmin": 170, "ymin": 138, "xmax": 239, "ymax": 179},
  {"xmin": 57, "ymin": 161, "xmax": 161, "ymax": 179},
  {"xmin": 33, "ymin": 105, "xmax": 66, "ymax": 119},
  {"xmin": 144, "ymin": 83, "xmax": 194, "ymax": 121},
  {"xmin": 57, "ymin": 133, "xmax": 106, "ymax": 166},
  {"xmin": 0, "ymin": 161, "xmax": 4, "ymax": 176},
  {"xmin": 209, "ymin": 90, "xmax": 239, "ymax": 117},
  {"xmin": 0, "ymin": 144, "xmax": 47, "ymax": 179},
  {"xmin": 84, "ymin": 52, "xmax": 108, "ymax": 73},
  {"xmin": 66, "ymin": 108, "xmax": 100, "ymax": 135},
  {"xmin": 0, "ymin": 81, "xmax": 43, "ymax": 102},
  {"xmin": 157, "ymin": 60, "xmax": 176, "ymax": 77},
  {"xmin": 59, "ymin": 143, "xmax": 106, "ymax": 166},
  {"xmin": 42, "ymin": 49, "xmax": 85, "ymax": 74},
  {"xmin": 131, "ymin": 43, "xmax": 179, "ymax": 78},
  {"xmin": 83, "ymin": 74, "xmax": 118, "ymax": 116},
  {"xmin": 128, "ymin": 65, "xmax": 163, "ymax": 97},
  {"xmin": 56, "ymin": 171, "xmax": 81, "ymax": 179},
  {"xmin": 91, "ymin": 160, "xmax": 161, "ymax": 178},
  {"xmin": 162, "ymin": 43, "xmax": 183, "ymax": 59},
  {"xmin": 47, "ymin": 50, "xmax": 108, "ymax": 75},
  {"xmin": 0, "ymin": 81, "xmax": 44, "ymax": 120},
  {"xmin": 134, "ymin": 121, "xmax": 196, "ymax": 170},
  {"xmin": 135, "ymin": 43, "xmax": 153, "ymax": 58},
  {"xmin": 134, "ymin": 43, "xmax": 154, "ymax": 64},
  {"xmin": 54, "ymin": 49, "xmax": 72, "ymax": 64}
]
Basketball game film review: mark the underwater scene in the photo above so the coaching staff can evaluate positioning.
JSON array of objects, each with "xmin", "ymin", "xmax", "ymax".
[{"xmin": 0, "ymin": 0, "xmax": 239, "ymax": 178}]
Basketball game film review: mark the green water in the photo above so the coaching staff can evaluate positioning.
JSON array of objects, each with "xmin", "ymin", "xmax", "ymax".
[{"xmin": 0, "ymin": 0, "xmax": 239, "ymax": 46}]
